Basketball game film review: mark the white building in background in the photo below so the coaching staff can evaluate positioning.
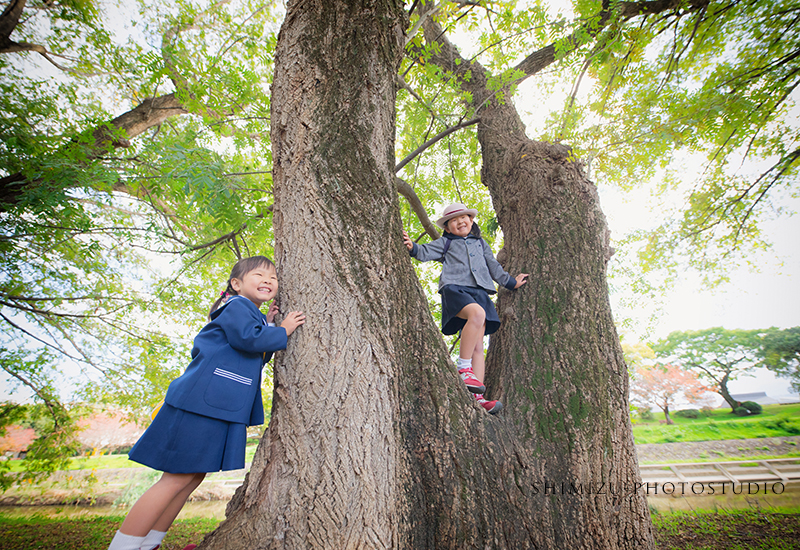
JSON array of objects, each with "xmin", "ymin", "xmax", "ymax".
[{"xmin": 715, "ymin": 392, "xmax": 788, "ymax": 407}]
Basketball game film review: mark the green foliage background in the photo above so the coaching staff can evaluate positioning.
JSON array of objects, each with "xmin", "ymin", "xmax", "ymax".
[{"xmin": 0, "ymin": 0, "xmax": 797, "ymax": 479}]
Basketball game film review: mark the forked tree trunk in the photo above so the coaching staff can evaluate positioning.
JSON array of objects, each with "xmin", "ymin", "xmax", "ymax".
[
  {"xmin": 663, "ymin": 406, "xmax": 674, "ymax": 425},
  {"xmin": 202, "ymin": 1, "xmax": 654, "ymax": 549},
  {"xmin": 717, "ymin": 372, "xmax": 739, "ymax": 412}
]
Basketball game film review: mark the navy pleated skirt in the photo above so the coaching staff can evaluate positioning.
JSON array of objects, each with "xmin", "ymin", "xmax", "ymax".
[
  {"xmin": 440, "ymin": 284, "xmax": 501, "ymax": 336},
  {"xmin": 128, "ymin": 403, "xmax": 247, "ymax": 474}
]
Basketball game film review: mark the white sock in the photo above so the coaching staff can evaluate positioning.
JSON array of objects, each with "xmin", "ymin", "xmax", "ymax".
[
  {"xmin": 108, "ymin": 531, "xmax": 146, "ymax": 550},
  {"xmin": 140, "ymin": 529, "xmax": 167, "ymax": 550},
  {"xmin": 457, "ymin": 357, "xmax": 472, "ymax": 371}
]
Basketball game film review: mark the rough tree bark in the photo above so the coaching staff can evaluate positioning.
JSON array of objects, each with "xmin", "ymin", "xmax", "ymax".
[{"xmin": 202, "ymin": 1, "xmax": 654, "ymax": 549}]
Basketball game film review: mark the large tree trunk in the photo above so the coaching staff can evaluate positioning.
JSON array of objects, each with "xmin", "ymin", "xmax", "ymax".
[
  {"xmin": 477, "ymin": 105, "xmax": 654, "ymax": 549},
  {"xmin": 202, "ymin": 2, "xmax": 654, "ymax": 549},
  {"xmin": 202, "ymin": 1, "xmax": 411, "ymax": 547}
]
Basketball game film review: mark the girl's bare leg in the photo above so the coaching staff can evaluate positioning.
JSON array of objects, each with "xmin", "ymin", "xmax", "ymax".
[
  {"xmin": 119, "ymin": 472, "xmax": 206, "ymax": 536},
  {"xmin": 470, "ymin": 328, "xmax": 487, "ymax": 383},
  {"xmin": 457, "ymin": 304, "xmax": 486, "ymax": 371},
  {"xmin": 152, "ymin": 472, "xmax": 206, "ymax": 532}
]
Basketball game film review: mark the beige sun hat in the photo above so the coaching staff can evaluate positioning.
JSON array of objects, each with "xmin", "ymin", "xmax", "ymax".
[{"xmin": 436, "ymin": 203, "xmax": 478, "ymax": 230}]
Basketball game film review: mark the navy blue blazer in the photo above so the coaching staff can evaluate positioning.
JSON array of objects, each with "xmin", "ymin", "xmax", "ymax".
[{"xmin": 164, "ymin": 296, "xmax": 287, "ymax": 425}]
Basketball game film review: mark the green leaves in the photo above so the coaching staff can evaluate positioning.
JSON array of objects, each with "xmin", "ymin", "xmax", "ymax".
[
  {"xmin": 651, "ymin": 327, "xmax": 766, "ymax": 390},
  {"xmin": 558, "ymin": 0, "xmax": 800, "ymax": 285},
  {"xmin": 0, "ymin": 1, "xmax": 283, "ymax": 483},
  {"xmin": 759, "ymin": 327, "xmax": 800, "ymax": 392}
]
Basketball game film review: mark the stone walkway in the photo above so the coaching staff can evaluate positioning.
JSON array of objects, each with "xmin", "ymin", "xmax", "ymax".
[{"xmin": 635, "ymin": 435, "xmax": 800, "ymax": 463}]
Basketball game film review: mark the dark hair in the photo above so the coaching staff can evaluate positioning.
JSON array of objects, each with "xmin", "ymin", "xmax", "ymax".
[
  {"xmin": 443, "ymin": 216, "xmax": 482, "ymax": 238},
  {"xmin": 209, "ymin": 255, "xmax": 276, "ymax": 318}
]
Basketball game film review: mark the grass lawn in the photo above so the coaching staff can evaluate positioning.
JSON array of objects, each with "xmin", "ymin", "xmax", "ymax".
[
  {"xmin": 0, "ymin": 515, "xmax": 218, "ymax": 550},
  {"xmin": 652, "ymin": 508, "xmax": 800, "ymax": 550},
  {"xmin": 0, "ymin": 510, "xmax": 798, "ymax": 550},
  {"xmin": 632, "ymin": 403, "xmax": 800, "ymax": 445}
]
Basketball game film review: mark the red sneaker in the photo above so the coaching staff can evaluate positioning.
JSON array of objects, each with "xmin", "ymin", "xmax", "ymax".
[
  {"xmin": 475, "ymin": 394, "xmax": 503, "ymax": 414},
  {"xmin": 458, "ymin": 367, "xmax": 486, "ymax": 394},
  {"xmin": 183, "ymin": 545, "xmax": 198, "ymax": 550}
]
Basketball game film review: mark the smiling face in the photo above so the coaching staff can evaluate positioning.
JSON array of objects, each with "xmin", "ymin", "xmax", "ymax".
[
  {"xmin": 231, "ymin": 264, "xmax": 278, "ymax": 307},
  {"xmin": 446, "ymin": 213, "xmax": 474, "ymax": 237}
]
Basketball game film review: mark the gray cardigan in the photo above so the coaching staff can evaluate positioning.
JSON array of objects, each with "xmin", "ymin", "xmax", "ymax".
[{"xmin": 410, "ymin": 234, "xmax": 517, "ymax": 294}]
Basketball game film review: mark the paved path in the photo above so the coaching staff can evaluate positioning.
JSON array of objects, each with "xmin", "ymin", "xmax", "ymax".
[
  {"xmin": 639, "ymin": 458, "xmax": 800, "ymax": 486},
  {"xmin": 635, "ymin": 435, "xmax": 800, "ymax": 463}
]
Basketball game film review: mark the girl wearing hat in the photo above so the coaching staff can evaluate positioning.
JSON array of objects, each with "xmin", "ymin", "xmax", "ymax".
[{"xmin": 402, "ymin": 203, "xmax": 528, "ymax": 413}]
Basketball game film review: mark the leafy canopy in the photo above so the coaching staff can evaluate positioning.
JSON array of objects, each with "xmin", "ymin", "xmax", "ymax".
[{"xmin": 759, "ymin": 327, "xmax": 800, "ymax": 393}]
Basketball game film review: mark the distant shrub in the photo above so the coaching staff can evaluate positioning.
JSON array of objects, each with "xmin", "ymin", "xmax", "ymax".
[
  {"xmin": 637, "ymin": 409, "xmax": 654, "ymax": 421},
  {"xmin": 701, "ymin": 406, "xmax": 714, "ymax": 417},
  {"xmin": 763, "ymin": 415, "xmax": 800, "ymax": 435},
  {"xmin": 741, "ymin": 401, "xmax": 763, "ymax": 415},
  {"xmin": 785, "ymin": 424, "xmax": 800, "ymax": 435},
  {"xmin": 734, "ymin": 406, "xmax": 750, "ymax": 416},
  {"xmin": 674, "ymin": 409, "xmax": 701, "ymax": 419}
]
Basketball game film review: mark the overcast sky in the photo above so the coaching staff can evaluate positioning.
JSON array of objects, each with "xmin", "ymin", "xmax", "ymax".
[{"xmin": 600, "ymin": 183, "xmax": 800, "ymax": 402}]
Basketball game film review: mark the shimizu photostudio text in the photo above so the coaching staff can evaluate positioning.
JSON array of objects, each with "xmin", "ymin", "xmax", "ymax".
[{"xmin": 530, "ymin": 481, "xmax": 787, "ymax": 497}]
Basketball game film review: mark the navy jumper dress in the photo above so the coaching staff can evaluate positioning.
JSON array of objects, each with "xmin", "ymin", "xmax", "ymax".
[{"xmin": 128, "ymin": 296, "xmax": 287, "ymax": 473}]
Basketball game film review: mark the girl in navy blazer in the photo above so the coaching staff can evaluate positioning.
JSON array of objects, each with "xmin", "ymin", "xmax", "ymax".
[
  {"xmin": 107, "ymin": 256, "xmax": 305, "ymax": 550},
  {"xmin": 403, "ymin": 203, "xmax": 528, "ymax": 414}
]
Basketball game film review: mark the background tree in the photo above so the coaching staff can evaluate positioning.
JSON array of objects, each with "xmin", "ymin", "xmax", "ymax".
[
  {"xmin": 652, "ymin": 327, "xmax": 767, "ymax": 412},
  {"xmin": 759, "ymin": 327, "xmax": 800, "ymax": 393},
  {"xmin": 629, "ymin": 363, "xmax": 712, "ymax": 425}
]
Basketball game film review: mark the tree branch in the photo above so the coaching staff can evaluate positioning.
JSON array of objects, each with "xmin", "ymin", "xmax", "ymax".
[
  {"xmin": 395, "ymin": 117, "xmax": 480, "ymax": 173},
  {"xmin": 0, "ymin": 93, "xmax": 188, "ymax": 209},
  {"xmin": 0, "ymin": 0, "xmax": 26, "ymax": 45},
  {"xmin": 0, "ymin": 362, "xmax": 64, "ymax": 429},
  {"xmin": 0, "ymin": 312, "xmax": 84, "ymax": 363},
  {"xmin": 161, "ymin": 0, "xmax": 235, "ymax": 118},
  {"xmin": 396, "ymin": 177, "xmax": 440, "ymax": 241},
  {"xmin": 421, "ymin": 0, "xmax": 706, "ymax": 102},
  {"xmin": 513, "ymin": 0, "xmax": 702, "ymax": 83}
]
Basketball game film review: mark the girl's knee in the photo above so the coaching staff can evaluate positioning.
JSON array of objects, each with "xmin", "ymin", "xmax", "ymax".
[
  {"xmin": 159, "ymin": 472, "xmax": 203, "ymax": 491},
  {"xmin": 466, "ymin": 307, "xmax": 486, "ymax": 325}
]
